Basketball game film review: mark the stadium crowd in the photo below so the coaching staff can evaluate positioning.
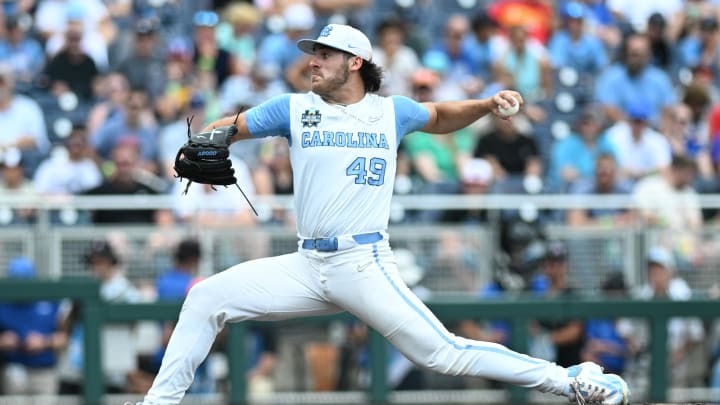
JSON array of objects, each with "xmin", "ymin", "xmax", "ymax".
[{"xmin": 1, "ymin": 0, "xmax": 720, "ymax": 401}]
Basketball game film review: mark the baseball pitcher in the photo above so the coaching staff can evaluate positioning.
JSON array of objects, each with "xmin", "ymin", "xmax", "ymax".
[{"xmin": 144, "ymin": 24, "xmax": 629, "ymax": 405}]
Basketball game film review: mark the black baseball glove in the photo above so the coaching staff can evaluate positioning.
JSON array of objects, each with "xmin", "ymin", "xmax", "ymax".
[
  {"xmin": 173, "ymin": 119, "xmax": 238, "ymax": 191},
  {"xmin": 174, "ymin": 114, "xmax": 258, "ymax": 216}
]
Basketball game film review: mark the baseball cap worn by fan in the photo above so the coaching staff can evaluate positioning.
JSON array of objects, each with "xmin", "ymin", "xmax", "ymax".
[
  {"xmin": 647, "ymin": 246, "xmax": 675, "ymax": 269},
  {"xmin": 84, "ymin": 240, "xmax": 119, "ymax": 266},
  {"xmin": 297, "ymin": 24, "xmax": 373, "ymax": 61},
  {"xmin": 174, "ymin": 239, "xmax": 201, "ymax": 263},
  {"xmin": 544, "ymin": 241, "xmax": 568, "ymax": 261},
  {"xmin": 225, "ymin": 2, "xmax": 261, "ymax": 28},
  {"xmin": 7, "ymin": 256, "xmax": 35, "ymax": 278},
  {"xmin": 461, "ymin": 158, "xmax": 493, "ymax": 185},
  {"xmin": 135, "ymin": 18, "xmax": 158, "ymax": 35},
  {"xmin": 167, "ymin": 37, "xmax": 192, "ymax": 61},
  {"xmin": 648, "ymin": 12, "xmax": 666, "ymax": 29},
  {"xmin": 626, "ymin": 103, "xmax": 650, "ymax": 121},
  {"xmin": 193, "ymin": 10, "xmax": 219, "ymax": 28},
  {"xmin": 563, "ymin": 2, "xmax": 585, "ymax": 19},
  {"xmin": 66, "ymin": 2, "xmax": 85, "ymax": 22}
]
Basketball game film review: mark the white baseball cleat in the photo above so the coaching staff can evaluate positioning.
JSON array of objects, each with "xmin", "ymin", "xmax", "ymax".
[{"xmin": 567, "ymin": 362, "xmax": 630, "ymax": 405}]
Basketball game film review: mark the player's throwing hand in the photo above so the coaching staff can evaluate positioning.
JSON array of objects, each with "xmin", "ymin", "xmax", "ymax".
[{"xmin": 491, "ymin": 90, "xmax": 523, "ymax": 119}]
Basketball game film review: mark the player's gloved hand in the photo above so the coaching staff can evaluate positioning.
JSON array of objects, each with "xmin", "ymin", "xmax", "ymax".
[{"xmin": 173, "ymin": 117, "xmax": 238, "ymax": 193}]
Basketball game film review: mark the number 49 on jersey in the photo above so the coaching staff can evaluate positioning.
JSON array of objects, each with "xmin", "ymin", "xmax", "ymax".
[{"xmin": 346, "ymin": 157, "xmax": 387, "ymax": 186}]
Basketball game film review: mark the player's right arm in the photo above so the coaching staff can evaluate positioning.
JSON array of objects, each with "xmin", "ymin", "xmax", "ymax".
[
  {"xmin": 421, "ymin": 90, "xmax": 523, "ymax": 134},
  {"xmin": 392, "ymin": 91, "xmax": 523, "ymax": 141},
  {"xmin": 200, "ymin": 95, "xmax": 292, "ymax": 143}
]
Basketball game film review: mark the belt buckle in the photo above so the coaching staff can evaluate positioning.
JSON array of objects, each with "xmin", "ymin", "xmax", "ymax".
[{"xmin": 314, "ymin": 237, "xmax": 338, "ymax": 251}]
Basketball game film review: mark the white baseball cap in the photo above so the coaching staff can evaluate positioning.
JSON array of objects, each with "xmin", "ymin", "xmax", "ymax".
[
  {"xmin": 461, "ymin": 158, "xmax": 494, "ymax": 185},
  {"xmin": 297, "ymin": 24, "xmax": 372, "ymax": 61},
  {"xmin": 647, "ymin": 246, "xmax": 675, "ymax": 269}
]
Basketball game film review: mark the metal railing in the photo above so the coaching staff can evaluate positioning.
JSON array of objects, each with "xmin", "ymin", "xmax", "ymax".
[
  {"xmin": 1, "ymin": 193, "xmax": 719, "ymax": 292},
  {"xmin": 3, "ymin": 220, "xmax": 714, "ymax": 295},
  {"xmin": 3, "ymin": 193, "xmax": 720, "ymax": 210}
]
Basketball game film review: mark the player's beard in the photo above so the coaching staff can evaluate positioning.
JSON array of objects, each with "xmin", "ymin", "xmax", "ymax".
[{"xmin": 312, "ymin": 64, "xmax": 350, "ymax": 100}]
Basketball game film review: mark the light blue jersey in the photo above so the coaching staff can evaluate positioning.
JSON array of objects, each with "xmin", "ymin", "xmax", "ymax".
[{"xmin": 246, "ymin": 92, "xmax": 428, "ymax": 239}]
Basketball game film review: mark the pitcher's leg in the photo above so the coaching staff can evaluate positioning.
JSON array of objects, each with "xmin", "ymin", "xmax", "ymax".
[
  {"xmin": 144, "ymin": 253, "xmax": 342, "ymax": 405},
  {"xmin": 327, "ymin": 244, "xmax": 569, "ymax": 396},
  {"xmin": 380, "ymin": 311, "xmax": 568, "ymax": 394}
]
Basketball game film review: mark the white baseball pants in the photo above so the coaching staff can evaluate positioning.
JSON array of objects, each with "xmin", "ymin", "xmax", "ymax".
[{"xmin": 144, "ymin": 241, "xmax": 570, "ymax": 404}]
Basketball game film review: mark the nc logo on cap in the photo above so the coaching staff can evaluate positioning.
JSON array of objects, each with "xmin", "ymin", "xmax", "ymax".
[
  {"xmin": 297, "ymin": 24, "xmax": 373, "ymax": 61},
  {"xmin": 320, "ymin": 25, "xmax": 333, "ymax": 37}
]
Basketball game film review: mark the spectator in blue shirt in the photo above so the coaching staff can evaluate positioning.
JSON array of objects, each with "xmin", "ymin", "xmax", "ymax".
[
  {"xmin": 0, "ymin": 257, "xmax": 67, "ymax": 395},
  {"xmin": 256, "ymin": 3, "xmax": 316, "ymax": 91},
  {"xmin": 594, "ymin": 33, "xmax": 676, "ymax": 125},
  {"xmin": 465, "ymin": 10, "xmax": 503, "ymax": 83},
  {"xmin": 155, "ymin": 238, "xmax": 201, "ymax": 301},
  {"xmin": 154, "ymin": 242, "xmax": 278, "ymax": 396},
  {"xmin": 548, "ymin": 2, "xmax": 608, "ymax": 75},
  {"xmin": 470, "ymin": 279, "xmax": 512, "ymax": 348},
  {"xmin": 90, "ymin": 87, "xmax": 159, "ymax": 173},
  {"xmin": 581, "ymin": 272, "xmax": 630, "ymax": 375},
  {"xmin": 527, "ymin": 241, "xmax": 585, "ymax": 368},
  {"xmin": 677, "ymin": 16, "xmax": 720, "ymax": 87},
  {"xmin": 0, "ymin": 16, "xmax": 46, "ymax": 92},
  {"xmin": 566, "ymin": 153, "xmax": 634, "ymax": 226},
  {"xmin": 127, "ymin": 239, "xmax": 215, "ymax": 394},
  {"xmin": 423, "ymin": 14, "xmax": 482, "ymax": 98},
  {"xmin": 549, "ymin": 105, "xmax": 616, "ymax": 192},
  {"xmin": 578, "ymin": 0, "xmax": 621, "ymax": 52}
]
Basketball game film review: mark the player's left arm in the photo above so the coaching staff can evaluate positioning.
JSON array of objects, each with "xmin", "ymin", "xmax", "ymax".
[
  {"xmin": 420, "ymin": 90, "xmax": 523, "ymax": 134},
  {"xmin": 199, "ymin": 113, "xmax": 254, "ymax": 142},
  {"xmin": 199, "ymin": 95, "xmax": 291, "ymax": 144}
]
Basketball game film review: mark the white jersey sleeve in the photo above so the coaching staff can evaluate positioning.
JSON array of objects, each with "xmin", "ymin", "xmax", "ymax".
[{"xmin": 245, "ymin": 92, "xmax": 428, "ymax": 238}]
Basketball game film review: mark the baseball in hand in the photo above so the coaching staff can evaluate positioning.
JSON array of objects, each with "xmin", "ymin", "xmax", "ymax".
[{"xmin": 498, "ymin": 97, "xmax": 520, "ymax": 117}]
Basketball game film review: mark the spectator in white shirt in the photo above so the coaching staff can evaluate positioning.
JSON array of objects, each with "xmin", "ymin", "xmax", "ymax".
[
  {"xmin": 618, "ymin": 246, "xmax": 705, "ymax": 387},
  {"xmin": 605, "ymin": 103, "xmax": 672, "ymax": 183},
  {"xmin": 632, "ymin": 155, "xmax": 702, "ymax": 268},
  {"xmin": 35, "ymin": 0, "xmax": 115, "ymax": 46},
  {"xmin": 371, "ymin": 17, "xmax": 421, "ymax": 97},
  {"xmin": 0, "ymin": 65, "xmax": 49, "ymax": 175},
  {"xmin": 606, "ymin": 0, "xmax": 683, "ymax": 33},
  {"xmin": 632, "ymin": 155, "xmax": 701, "ymax": 231},
  {"xmin": 33, "ymin": 127, "xmax": 102, "ymax": 195}
]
